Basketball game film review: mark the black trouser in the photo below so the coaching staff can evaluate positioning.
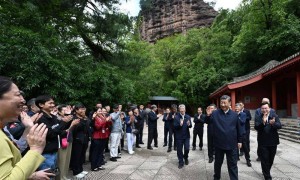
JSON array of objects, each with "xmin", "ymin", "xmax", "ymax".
[
  {"xmin": 214, "ymin": 147, "xmax": 238, "ymax": 180},
  {"xmin": 258, "ymin": 145, "xmax": 277, "ymax": 180},
  {"xmin": 91, "ymin": 139, "xmax": 106, "ymax": 169},
  {"xmin": 105, "ymin": 137, "xmax": 109, "ymax": 151},
  {"xmin": 147, "ymin": 127, "xmax": 158, "ymax": 147},
  {"xmin": 192, "ymin": 128, "xmax": 203, "ymax": 148},
  {"xmin": 240, "ymin": 129, "xmax": 250, "ymax": 153},
  {"xmin": 70, "ymin": 140, "xmax": 88, "ymax": 175},
  {"xmin": 164, "ymin": 126, "xmax": 173, "ymax": 147},
  {"xmin": 135, "ymin": 130, "xmax": 140, "ymax": 146},
  {"xmin": 120, "ymin": 133, "xmax": 124, "ymax": 149},
  {"xmin": 207, "ymin": 133, "xmax": 214, "ymax": 159},
  {"xmin": 177, "ymin": 138, "xmax": 190, "ymax": 165},
  {"xmin": 139, "ymin": 126, "xmax": 144, "ymax": 143},
  {"xmin": 241, "ymin": 134, "xmax": 250, "ymax": 161}
]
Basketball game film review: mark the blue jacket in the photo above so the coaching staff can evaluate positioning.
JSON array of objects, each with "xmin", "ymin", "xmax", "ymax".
[
  {"xmin": 148, "ymin": 111, "xmax": 158, "ymax": 129},
  {"xmin": 125, "ymin": 116, "xmax": 133, "ymax": 133},
  {"xmin": 173, "ymin": 113, "xmax": 192, "ymax": 139},
  {"xmin": 237, "ymin": 112, "xmax": 246, "ymax": 135},
  {"xmin": 162, "ymin": 113, "xmax": 173, "ymax": 128},
  {"xmin": 205, "ymin": 109, "xmax": 242, "ymax": 150}
]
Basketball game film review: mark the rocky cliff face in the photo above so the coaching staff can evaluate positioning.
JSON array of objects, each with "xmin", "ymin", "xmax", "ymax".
[{"xmin": 140, "ymin": 0, "xmax": 218, "ymax": 42}]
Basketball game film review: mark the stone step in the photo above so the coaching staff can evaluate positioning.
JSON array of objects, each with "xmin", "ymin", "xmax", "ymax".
[{"xmin": 279, "ymin": 134, "xmax": 300, "ymax": 144}]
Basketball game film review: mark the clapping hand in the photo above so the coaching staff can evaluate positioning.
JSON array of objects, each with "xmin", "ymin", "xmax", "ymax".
[
  {"xmin": 20, "ymin": 112, "xmax": 34, "ymax": 128},
  {"xmin": 269, "ymin": 117, "xmax": 275, "ymax": 125},
  {"xmin": 62, "ymin": 115, "xmax": 73, "ymax": 123},
  {"xmin": 27, "ymin": 123, "xmax": 48, "ymax": 154}
]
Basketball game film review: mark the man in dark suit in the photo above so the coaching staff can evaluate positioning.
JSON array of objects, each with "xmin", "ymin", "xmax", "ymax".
[
  {"xmin": 192, "ymin": 107, "xmax": 205, "ymax": 151},
  {"xmin": 163, "ymin": 108, "xmax": 174, "ymax": 152},
  {"xmin": 255, "ymin": 102, "xmax": 281, "ymax": 180},
  {"xmin": 235, "ymin": 103, "xmax": 251, "ymax": 167},
  {"xmin": 138, "ymin": 105, "xmax": 146, "ymax": 144},
  {"xmin": 238, "ymin": 101, "xmax": 252, "ymax": 156},
  {"xmin": 174, "ymin": 104, "xmax": 192, "ymax": 169},
  {"xmin": 206, "ymin": 95, "xmax": 242, "ymax": 180},
  {"xmin": 254, "ymin": 98, "xmax": 276, "ymax": 161},
  {"xmin": 147, "ymin": 105, "xmax": 161, "ymax": 150},
  {"xmin": 205, "ymin": 104, "xmax": 216, "ymax": 163}
]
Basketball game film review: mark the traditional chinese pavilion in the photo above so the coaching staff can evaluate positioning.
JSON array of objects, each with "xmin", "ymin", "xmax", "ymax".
[{"xmin": 209, "ymin": 52, "xmax": 300, "ymax": 119}]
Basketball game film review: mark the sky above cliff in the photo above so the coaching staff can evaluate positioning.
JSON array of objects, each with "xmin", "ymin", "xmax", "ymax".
[{"xmin": 119, "ymin": 0, "xmax": 243, "ymax": 17}]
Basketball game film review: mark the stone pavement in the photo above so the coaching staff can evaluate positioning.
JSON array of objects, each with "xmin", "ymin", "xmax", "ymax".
[{"xmin": 78, "ymin": 117, "xmax": 300, "ymax": 180}]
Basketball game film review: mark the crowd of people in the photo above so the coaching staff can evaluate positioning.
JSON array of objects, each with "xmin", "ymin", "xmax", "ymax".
[{"xmin": 0, "ymin": 76, "xmax": 281, "ymax": 180}]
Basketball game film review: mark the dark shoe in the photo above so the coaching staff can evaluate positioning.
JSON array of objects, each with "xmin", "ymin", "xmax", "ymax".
[
  {"xmin": 192, "ymin": 147, "xmax": 196, "ymax": 151},
  {"xmin": 178, "ymin": 164, "xmax": 184, "ymax": 169},
  {"xmin": 105, "ymin": 149, "xmax": 110, "ymax": 153},
  {"xmin": 209, "ymin": 158, "xmax": 213, "ymax": 163},
  {"xmin": 136, "ymin": 146, "xmax": 141, "ymax": 148},
  {"xmin": 200, "ymin": 147, "xmax": 202, "ymax": 151},
  {"xmin": 140, "ymin": 142, "xmax": 144, "ymax": 144},
  {"xmin": 174, "ymin": 147, "xmax": 177, "ymax": 151},
  {"xmin": 147, "ymin": 146, "xmax": 153, "ymax": 150},
  {"xmin": 247, "ymin": 161, "xmax": 252, "ymax": 167},
  {"xmin": 116, "ymin": 156, "xmax": 121, "ymax": 159},
  {"xmin": 110, "ymin": 157, "xmax": 117, "ymax": 162},
  {"xmin": 167, "ymin": 148, "xmax": 172, "ymax": 152},
  {"xmin": 163, "ymin": 144, "xmax": 167, "ymax": 147},
  {"xmin": 184, "ymin": 159, "xmax": 189, "ymax": 165},
  {"xmin": 256, "ymin": 157, "xmax": 260, "ymax": 161},
  {"xmin": 154, "ymin": 145, "xmax": 158, "ymax": 148},
  {"xmin": 239, "ymin": 152, "xmax": 244, "ymax": 156}
]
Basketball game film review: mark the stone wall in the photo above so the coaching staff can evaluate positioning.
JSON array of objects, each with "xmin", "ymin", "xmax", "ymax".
[{"xmin": 140, "ymin": 0, "xmax": 218, "ymax": 42}]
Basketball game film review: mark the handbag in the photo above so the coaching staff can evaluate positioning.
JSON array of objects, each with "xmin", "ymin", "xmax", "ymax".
[
  {"xmin": 131, "ymin": 123, "xmax": 139, "ymax": 134},
  {"xmin": 61, "ymin": 132, "xmax": 69, "ymax": 149}
]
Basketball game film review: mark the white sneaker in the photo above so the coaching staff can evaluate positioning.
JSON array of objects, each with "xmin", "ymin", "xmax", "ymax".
[
  {"xmin": 74, "ymin": 173, "xmax": 85, "ymax": 179},
  {"xmin": 81, "ymin": 171, "xmax": 88, "ymax": 175},
  {"xmin": 129, "ymin": 151, "xmax": 135, "ymax": 155}
]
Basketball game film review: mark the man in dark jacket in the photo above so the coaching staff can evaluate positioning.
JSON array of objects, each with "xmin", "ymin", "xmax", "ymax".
[
  {"xmin": 238, "ymin": 101, "xmax": 252, "ymax": 156},
  {"xmin": 174, "ymin": 104, "xmax": 192, "ymax": 169},
  {"xmin": 192, "ymin": 107, "xmax": 205, "ymax": 151},
  {"xmin": 35, "ymin": 95, "xmax": 73, "ymax": 172},
  {"xmin": 147, "ymin": 105, "xmax": 161, "ymax": 150},
  {"xmin": 206, "ymin": 95, "xmax": 242, "ymax": 180},
  {"xmin": 255, "ymin": 102, "xmax": 281, "ymax": 180},
  {"xmin": 205, "ymin": 104, "xmax": 216, "ymax": 163},
  {"xmin": 235, "ymin": 103, "xmax": 251, "ymax": 167},
  {"xmin": 163, "ymin": 107, "xmax": 174, "ymax": 152}
]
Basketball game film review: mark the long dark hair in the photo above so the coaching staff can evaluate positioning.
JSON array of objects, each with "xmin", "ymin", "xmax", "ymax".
[{"xmin": 0, "ymin": 76, "xmax": 13, "ymax": 99}]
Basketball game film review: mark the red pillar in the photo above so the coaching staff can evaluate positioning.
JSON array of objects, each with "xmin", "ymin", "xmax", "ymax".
[
  {"xmin": 297, "ymin": 72, "xmax": 300, "ymax": 118},
  {"xmin": 231, "ymin": 90, "xmax": 236, "ymax": 110},
  {"xmin": 272, "ymin": 81, "xmax": 277, "ymax": 110},
  {"xmin": 287, "ymin": 83, "xmax": 291, "ymax": 116}
]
